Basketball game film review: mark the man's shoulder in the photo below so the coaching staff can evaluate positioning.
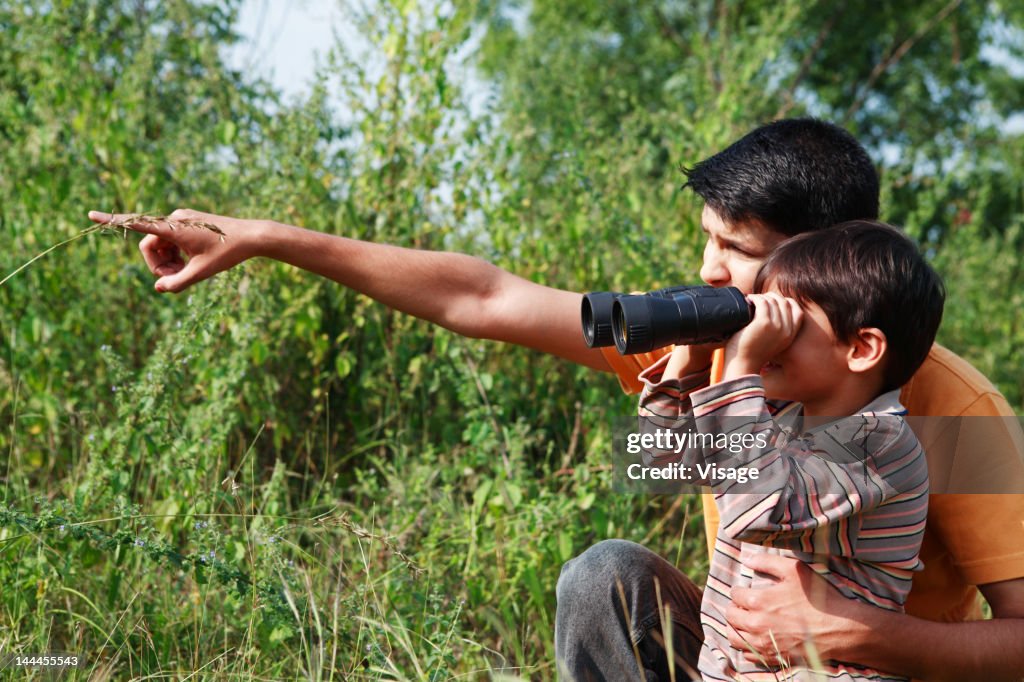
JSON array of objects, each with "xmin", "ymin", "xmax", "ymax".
[{"xmin": 900, "ymin": 344, "xmax": 1014, "ymax": 417}]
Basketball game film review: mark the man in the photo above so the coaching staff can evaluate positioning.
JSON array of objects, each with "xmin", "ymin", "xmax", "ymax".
[{"xmin": 91, "ymin": 119, "xmax": 1024, "ymax": 680}]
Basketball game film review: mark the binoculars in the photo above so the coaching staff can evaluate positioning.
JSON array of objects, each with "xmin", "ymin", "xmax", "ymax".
[{"xmin": 581, "ymin": 285, "xmax": 751, "ymax": 354}]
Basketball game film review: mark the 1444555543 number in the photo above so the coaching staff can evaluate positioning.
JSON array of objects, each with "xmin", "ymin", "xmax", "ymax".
[{"xmin": 4, "ymin": 654, "xmax": 82, "ymax": 669}]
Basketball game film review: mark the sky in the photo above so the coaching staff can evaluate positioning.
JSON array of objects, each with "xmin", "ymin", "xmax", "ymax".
[{"xmin": 228, "ymin": 0, "xmax": 341, "ymax": 98}]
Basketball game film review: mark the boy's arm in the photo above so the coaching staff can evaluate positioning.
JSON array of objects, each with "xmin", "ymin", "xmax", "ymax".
[
  {"xmin": 688, "ymin": 377, "xmax": 926, "ymax": 553},
  {"xmin": 680, "ymin": 291, "xmax": 923, "ymax": 551},
  {"xmin": 636, "ymin": 351, "xmax": 914, "ymax": 548},
  {"xmin": 88, "ymin": 209, "xmax": 612, "ymax": 371},
  {"xmin": 636, "ymin": 352, "xmax": 712, "ymax": 465},
  {"xmin": 726, "ymin": 554, "xmax": 1024, "ymax": 681}
]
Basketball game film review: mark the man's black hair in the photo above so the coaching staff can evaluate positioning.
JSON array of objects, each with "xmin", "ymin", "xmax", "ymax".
[
  {"xmin": 683, "ymin": 119, "xmax": 880, "ymax": 236},
  {"xmin": 754, "ymin": 221, "xmax": 945, "ymax": 391}
]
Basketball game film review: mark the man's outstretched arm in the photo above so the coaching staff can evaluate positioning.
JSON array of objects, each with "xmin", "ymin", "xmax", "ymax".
[{"xmin": 88, "ymin": 208, "xmax": 613, "ymax": 371}]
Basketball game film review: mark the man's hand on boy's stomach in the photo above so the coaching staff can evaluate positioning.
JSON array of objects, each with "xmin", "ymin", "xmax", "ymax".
[{"xmin": 726, "ymin": 552, "xmax": 848, "ymax": 664}]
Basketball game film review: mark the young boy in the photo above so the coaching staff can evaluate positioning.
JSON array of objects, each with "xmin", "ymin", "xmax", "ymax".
[{"xmin": 637, "ymin": 221, "xmax": 944, "ymax": 681}]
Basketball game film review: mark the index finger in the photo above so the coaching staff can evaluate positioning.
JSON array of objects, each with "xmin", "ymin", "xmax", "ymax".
[
  {"xmin": 785, "ymin": 298, "xmax": 804, "ymax": 329},
  {"xmin": 87, "ymin": 211, "xmax": 172, "ymax": 237},
  {"xmin": 742, "ymin": 551, "xmax": 798, "ymax": 577},
  {"xmin": 730, "ymin": 586, "xmax": 761, "ymax": 611}
]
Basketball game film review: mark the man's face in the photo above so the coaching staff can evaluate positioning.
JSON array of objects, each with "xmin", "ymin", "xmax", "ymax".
[{"xmin": 699, "ymin": 205, "xmax": 788, "ymax": 293}]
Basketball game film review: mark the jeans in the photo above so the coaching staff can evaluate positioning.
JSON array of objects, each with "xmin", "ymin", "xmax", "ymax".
[{"xmin": 555, "ymin": 539, "xmax": 705, "ymax": 682}]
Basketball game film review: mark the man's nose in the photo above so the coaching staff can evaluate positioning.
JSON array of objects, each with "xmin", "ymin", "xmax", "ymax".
[{"xmin": 700, "ymin": 250, "xmax": 730, "ymax": 287}]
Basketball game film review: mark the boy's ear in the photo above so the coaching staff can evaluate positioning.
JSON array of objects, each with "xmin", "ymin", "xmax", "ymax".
[{"xmin": 847, "ymin": 327, "xmax": 887, "ymax": 374}]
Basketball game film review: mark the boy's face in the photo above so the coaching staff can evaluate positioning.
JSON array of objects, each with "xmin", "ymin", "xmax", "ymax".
[
  {"xmin": 757, "ymin": 284, "xmax": 854, "ymax": 411},
  {"xmin": 699, "ymin": 205, "xmax": 788, "ymax": 293}
]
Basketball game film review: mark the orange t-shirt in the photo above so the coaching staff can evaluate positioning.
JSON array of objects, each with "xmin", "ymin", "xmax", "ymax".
[{"xmin": 603, "ymin": 343, "xmax": 1024, "ymax": 623}]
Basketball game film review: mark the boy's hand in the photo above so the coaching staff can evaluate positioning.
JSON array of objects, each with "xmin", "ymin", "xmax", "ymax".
[
  {"xmin": 722, "ymin": 292, "xmax": 802, "ymax": 380},
  {"xmin": 663, "ymin": 341, "xmax": 720, "ymax": 380}
]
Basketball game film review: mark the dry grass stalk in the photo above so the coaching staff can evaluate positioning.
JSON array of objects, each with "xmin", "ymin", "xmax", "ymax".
[
  {"xmin": 1, "ymin": 213, "xmax": 227, "ymax": 288},
  {"xmin": 317, "ymin": 510, "xmax": 424, "ymax": 577},
  {"xmin": 102, "ymin": 213, "xmax": 227, "ymax": 241}
]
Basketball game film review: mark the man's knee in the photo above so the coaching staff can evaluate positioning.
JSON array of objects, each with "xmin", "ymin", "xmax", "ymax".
[
  {"xmin": 557, "ymin": 539, "xmax": 659, "ymax": 603},
  {"xmin": 556, "ymin": 539, "xmax": 704, "ymax": 679}
]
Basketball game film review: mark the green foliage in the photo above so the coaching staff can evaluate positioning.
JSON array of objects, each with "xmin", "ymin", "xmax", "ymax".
[
  {"xmin": 0, "ymin": 0, "xmax": 1021, "ymax": 679},
  {"xmin": 474, "ymin": 0, "xmax": 1024, "ymax": 411}
]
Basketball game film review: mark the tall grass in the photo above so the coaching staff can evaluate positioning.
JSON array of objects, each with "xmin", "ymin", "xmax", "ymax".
[{"xmin": 0, "ymin": 294, "xmax": 705, "ymax": 678}]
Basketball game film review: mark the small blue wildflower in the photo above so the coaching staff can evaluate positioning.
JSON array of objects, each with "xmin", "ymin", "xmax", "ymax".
[{"xmin": 134, "ymin": 538, "xmax": 145, "ymax": 548}]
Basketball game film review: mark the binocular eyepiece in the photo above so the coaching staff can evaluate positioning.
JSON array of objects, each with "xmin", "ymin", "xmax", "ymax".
[{"xmin": 581, "ymin": 285, "xmax": 751, "ymax": 355}]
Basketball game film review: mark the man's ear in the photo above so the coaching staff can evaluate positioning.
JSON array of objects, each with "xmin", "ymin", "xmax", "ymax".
[{"xmin": 847, "ymin": 327, "xmax": 887, "ymax": 374}]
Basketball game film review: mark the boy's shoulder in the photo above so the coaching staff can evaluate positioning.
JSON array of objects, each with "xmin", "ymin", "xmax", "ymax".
[
  {"xmin": 900, "ymin": 344, "xmax": 1014, "ymax": 418},
  {"xmin": 801, "ymin": 389, "xmax": 911, "ymax": 444}
]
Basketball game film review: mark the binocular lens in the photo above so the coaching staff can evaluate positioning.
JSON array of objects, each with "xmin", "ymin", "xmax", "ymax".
[
  {"xmin": 611, "ymin": 286, "xmax": 751, "ymax": 354},
  {"xmin": 580, "ymin": 285, "xmax": 703, "ymax": 349},
  {"xmin": 581, "ymin": 291, "xmax": 619, "ymax": 348}
]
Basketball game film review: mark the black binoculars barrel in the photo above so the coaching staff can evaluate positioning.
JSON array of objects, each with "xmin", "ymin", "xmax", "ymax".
[
  {"xmin": 611, "ymin": 286, "xmax": 750, "ymax": 354},
  {"xmin": 581, "ymin": 285, "xmax": 702, "ymax": 348},
  {"xmin": 581, "ymin": 291, "xmax": 620, "ymax": 348}
]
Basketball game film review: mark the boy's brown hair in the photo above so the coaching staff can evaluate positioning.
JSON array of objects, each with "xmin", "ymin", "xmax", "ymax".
[{"xmin": 753, "ymin": 221, "xmax": 945, "ymax": 390}]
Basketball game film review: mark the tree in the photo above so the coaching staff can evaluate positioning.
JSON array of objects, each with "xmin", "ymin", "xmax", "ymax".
[{"xmin": 471, "ymin": 0, "xmax": 1024, "ymax": 408}]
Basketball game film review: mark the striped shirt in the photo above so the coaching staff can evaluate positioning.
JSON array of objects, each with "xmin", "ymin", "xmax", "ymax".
[{"xmin": 638, "ymin": 357, "xmax": 928, "ymax": 682}]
